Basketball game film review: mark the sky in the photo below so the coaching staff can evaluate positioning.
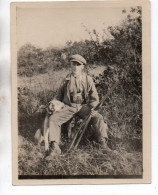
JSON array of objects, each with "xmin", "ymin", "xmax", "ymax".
[{"xmin": 17, "ymin": 7, "xmax": 128, "ymax": 49}]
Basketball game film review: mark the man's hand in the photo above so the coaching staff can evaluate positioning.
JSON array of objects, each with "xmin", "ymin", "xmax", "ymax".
[{"xmin": 90, "ymin": 108, "xmax": 98, "ymax": 117}]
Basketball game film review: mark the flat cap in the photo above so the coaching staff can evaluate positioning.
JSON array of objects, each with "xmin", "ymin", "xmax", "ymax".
[{"xmin": 70, "ymin": 54, "xmax": 87, "ymax": 65}]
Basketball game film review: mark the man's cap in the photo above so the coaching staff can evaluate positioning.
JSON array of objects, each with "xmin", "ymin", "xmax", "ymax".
[{"xmin": 70, "ymin": 54, "xmax": 87, "ymax": 65}]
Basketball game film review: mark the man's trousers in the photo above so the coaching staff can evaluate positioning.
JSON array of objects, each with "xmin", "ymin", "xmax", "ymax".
[{"xmin": 48, "ymin": 104, "xmax": 108, "ymax": 144}]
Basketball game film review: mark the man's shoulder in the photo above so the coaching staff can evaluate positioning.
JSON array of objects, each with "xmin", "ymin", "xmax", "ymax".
[
  {"xmin": 64, "ymin": 73, "xmax": 71, "ymax": 81},
  {"xmin": 59, "ymin": 74, "xmax": 71, "ymax": 87},
  {"xmin": 83, "ymin": 73, "xmax": 94, "ymax": 83},
  {"xmin": 63, "ymin": 72, "xmax": 94, "ymax": 83}
]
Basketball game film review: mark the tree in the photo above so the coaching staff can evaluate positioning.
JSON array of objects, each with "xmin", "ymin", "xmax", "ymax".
[{"xmin": 18, "ymin": 44, "xmax": 45, "ymax": 76}]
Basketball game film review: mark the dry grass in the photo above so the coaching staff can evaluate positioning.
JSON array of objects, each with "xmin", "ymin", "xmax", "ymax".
[
  {"xmin": 18, "ymin": 69, "xmax": 68, "ymax": 95},
  {"xmin": 18, "ymin": 66, "xmax": 142, "ymax": 177},
  {"xmin": 18, "ymin": 135, "xmax": 142, "ymax": 176},
  {"xmin": 18, "ymin": 65, "xmax": 105, "ymax": 94}
]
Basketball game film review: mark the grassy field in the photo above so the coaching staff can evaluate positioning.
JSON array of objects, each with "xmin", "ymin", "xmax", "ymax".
[
  {"xmin": 18, "ymin": 66, "xmax": 142, "ymax": 177},
  {"xmin": 18, "ymin": 135, "xmax": 142, "ymax": 176},
  {"xmin": 18, "ymin": 65, "xmax": 106, "ymax": 94}
]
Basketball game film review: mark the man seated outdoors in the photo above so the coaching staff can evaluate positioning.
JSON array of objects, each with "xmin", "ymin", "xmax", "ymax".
[{"xmin": 46, "ymin": 54, "xmax": 112, "ymax": 158}]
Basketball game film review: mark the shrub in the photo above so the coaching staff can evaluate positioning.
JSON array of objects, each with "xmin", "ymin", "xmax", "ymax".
[{"xmin": 18, "ymin": 7, "xmax": 142, "ymax": 149}]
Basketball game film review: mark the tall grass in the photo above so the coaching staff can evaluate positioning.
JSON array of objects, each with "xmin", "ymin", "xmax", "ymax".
[
  {"xmin": 18, "ymin": 135, "xmax": 142, "ymax": 176},
  {"xmin": 18, "ymin": 66, "xmax": 142, "ymax": 176},
  {"xmin": 17, "ymin": 7, "xmax": 142, "ymax": 176},
  {"xmin": 18, "ymin": 69, "xmax": 68, "ymax": 95}
]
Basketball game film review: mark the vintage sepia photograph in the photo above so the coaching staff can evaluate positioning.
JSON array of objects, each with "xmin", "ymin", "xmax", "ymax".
[{"xmin": 11, "ymin": 1, "xmax": 150, "ymax": 185}]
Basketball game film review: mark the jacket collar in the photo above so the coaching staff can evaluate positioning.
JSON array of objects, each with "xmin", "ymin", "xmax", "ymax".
[{"xmin": 66, "ymin": 72, "xmax": 87, "ymax": 82}]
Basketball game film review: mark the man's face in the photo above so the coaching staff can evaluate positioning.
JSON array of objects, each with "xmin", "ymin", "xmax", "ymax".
[{"xmin": 71, "ymin": 61, "xmax": 84, "ymax": 75}]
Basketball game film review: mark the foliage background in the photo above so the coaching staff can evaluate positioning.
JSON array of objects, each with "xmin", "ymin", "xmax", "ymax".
[{"xmin": 17, "ymin": 7, "xmax": 143, "ymax": 176}]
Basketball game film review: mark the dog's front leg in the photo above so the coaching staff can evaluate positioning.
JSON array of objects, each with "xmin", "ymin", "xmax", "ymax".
[
  {"xmin": 44, "ymin": 128, "xmax": 49, "ymax": 151},
  {"xmin": 44, "ymin": 114, "xmax": 49, "ymax": 151},
  {"xmin": 34, "ymin": 129, "xmax": 44, "ymax": 145}
]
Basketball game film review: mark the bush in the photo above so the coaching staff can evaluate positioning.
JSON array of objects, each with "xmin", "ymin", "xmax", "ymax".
[
  {"xmin": 18, "ymin": 86, "xmax": 56, "ymax": 139},
  {"xmin": 18, "ymin": 6, "xmax": 142, "ymax": 146},
  {"xmin": 92, "ymin": 65, "xmax": 142, "ymax": 143},
  {"xmin": 17, "ymin": 7, "xmax": 143, "ymax": 176}
]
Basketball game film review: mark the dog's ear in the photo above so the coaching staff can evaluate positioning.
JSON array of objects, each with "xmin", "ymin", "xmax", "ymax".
[
  {"xmin": 61, "ymin": 102, "xmax": 65, "ymax": 108},
  {"xmin": 55, "ymin": 100, "xmax": 64, "ymax": 107},
  {"xmin": 58, "ymin": 101, "xmax": 65, "ymax": 109},
  {"xmin": 46, "ymin": 107, "xmax": 54, "ymax": 115}
]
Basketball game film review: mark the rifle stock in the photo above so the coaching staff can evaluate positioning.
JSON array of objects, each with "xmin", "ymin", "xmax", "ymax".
[
  {"xmin": 94, "ymin": 82, "xmax": 118, "ymax": 110},
  {"xmin": 68, "ymin": 114, "xmax": 90, "ymax": 151},
  {"xmin": 73, "ymin": 115, "xmax": 92, "ymax": 150},
  {"xmin": 68, "ymin": 82, "xmax": 118, "ymax": 151}
]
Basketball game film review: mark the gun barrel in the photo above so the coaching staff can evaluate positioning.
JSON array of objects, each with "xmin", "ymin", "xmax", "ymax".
[{"xmin": 68, "ymin": 82, "xmax": 118, "ymax": 151}]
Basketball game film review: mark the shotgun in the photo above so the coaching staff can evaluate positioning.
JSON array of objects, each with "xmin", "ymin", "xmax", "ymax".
[{"xmin": 68, "ymin": 82, "xmax": 118, "ymax": 151}]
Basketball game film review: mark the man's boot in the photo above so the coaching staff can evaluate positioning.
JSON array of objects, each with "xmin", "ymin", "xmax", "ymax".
[
  {"xmin": 45, "ymin": 141, "xmax": 61, "ymax": 160},
  {"xmin": 99, "ymin": 137, "xmax": 112, "ymax": 153}
]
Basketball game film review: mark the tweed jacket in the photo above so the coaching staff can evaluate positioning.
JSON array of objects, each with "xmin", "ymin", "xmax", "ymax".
[{"xmin": 55, "ymin": 72, "xmax": 99, "ymax": 108}]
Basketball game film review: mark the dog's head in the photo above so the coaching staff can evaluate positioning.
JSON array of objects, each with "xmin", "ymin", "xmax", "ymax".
[{"xmin": 48, "ymin": 99, "xmax": 65, "ymax": 114}]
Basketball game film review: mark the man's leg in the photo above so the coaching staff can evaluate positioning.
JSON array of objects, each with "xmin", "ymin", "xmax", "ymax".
[
  {"xmin": 77, "ymin": 105, "xmax": 111, "ymax": 151},
  {"xmin": 45, "ymin": 105, "xmax": 78, "ymax": 158},
  {"xmin": 90, "ymin": 112, "xmax": 108, "ymax": 140},
  {"xmin": 49, "ymin": 105, "xmax": 77, "ymax": 144},
  {"xmin": 77, "ymin": 105, "xmax": 108, "ymax": 138},
  {"xmin": 90, "ymin": 114, "xmax": 113, "ymax": 152}
]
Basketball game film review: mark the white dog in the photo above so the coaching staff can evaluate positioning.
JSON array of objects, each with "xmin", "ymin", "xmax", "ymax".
[{"xmin": 34, "ymin": 99, "xmax": 65, "ymax": 151}]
